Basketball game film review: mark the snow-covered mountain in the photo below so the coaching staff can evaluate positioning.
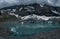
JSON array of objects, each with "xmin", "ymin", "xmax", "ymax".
[
  {"xmin": 0, "ymin": 3, "xmax": 60, "ymax": 23},
  {"xmin": 0, "ymin": 3, "xmax": 60, "ymax": 16}
]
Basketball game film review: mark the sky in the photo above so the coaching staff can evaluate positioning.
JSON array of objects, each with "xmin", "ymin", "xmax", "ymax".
[{"xmin": 0, "ymin": 0, "xmax": 60, "ymax": 8}]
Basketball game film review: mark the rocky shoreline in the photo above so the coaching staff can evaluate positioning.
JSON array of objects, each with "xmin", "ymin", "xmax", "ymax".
[{"xmin": 0, "ymin": 29, "xmax": 60, "ymax": 39}]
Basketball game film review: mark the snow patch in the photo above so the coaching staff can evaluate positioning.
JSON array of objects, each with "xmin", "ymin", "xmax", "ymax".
[
  {"xmin": 51, "ymin": 10, "xmax": 60, "ymax": 15},
  {"xmin": 9, "ymin": 13, "xmax": 19, "ymax": 17}
]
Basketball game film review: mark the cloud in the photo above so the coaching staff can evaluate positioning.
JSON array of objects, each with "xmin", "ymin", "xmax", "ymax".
[
  {"xmin": 0, "ymin": 0, "xmax": 19, "ymax": 4},
  {"xmin": 0, "ymin": 0, "xmax": 20, "ymax": 8},
  {"xmin": 0, "ymin": 0, "xmax": 60, "ymax": 8}
]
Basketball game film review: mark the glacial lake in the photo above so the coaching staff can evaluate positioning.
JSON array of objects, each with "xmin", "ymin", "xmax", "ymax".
[{"xmin": 1, "ymin": 21, "xmax": 60, "ymax": 38}]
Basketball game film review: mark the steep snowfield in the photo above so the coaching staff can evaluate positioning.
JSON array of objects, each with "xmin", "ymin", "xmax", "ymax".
[
  {"xmin": 9, "ymin": 14, "xmax": 60, "ymax": 21},
  {"xmin": 0, "ymin": 0, "xmax": 60, "ymax": 8},
  {"xmin": 19, "ymin": 14, "xmax": 60, "ymax": 21}
]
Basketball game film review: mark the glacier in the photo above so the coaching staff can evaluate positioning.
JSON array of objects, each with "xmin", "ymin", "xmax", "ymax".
[{"xmin": 0, "ymin": 0, "xmax": 60, "ymax": 8}]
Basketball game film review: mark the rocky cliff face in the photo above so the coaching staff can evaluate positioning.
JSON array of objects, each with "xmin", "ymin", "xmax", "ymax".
[{"xmin": 0, "ymin": 3, "xmax": 60, "ymax": 16}]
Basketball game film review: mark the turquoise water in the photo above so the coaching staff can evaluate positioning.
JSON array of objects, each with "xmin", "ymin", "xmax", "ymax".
[{"xmin": 2, "ymin": 21, "xmax": 60, "ymax": 38}]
